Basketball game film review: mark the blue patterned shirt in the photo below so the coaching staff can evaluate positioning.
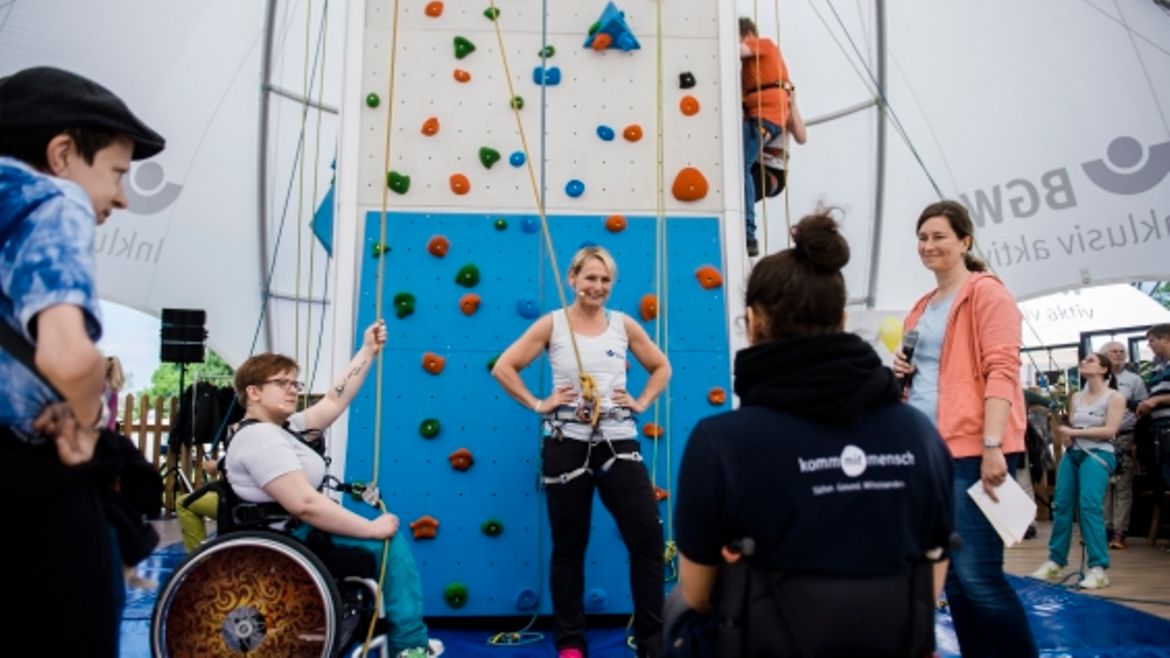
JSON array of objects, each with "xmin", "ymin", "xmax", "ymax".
[{"xmin": 0, "ymin": 156, "xmax": 103, "ymax": 439}]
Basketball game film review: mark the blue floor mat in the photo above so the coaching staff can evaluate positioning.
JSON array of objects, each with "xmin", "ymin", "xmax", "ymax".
[{"xmin": 122, "ymin": 543, "xmax": 1170, "ymax": 657}]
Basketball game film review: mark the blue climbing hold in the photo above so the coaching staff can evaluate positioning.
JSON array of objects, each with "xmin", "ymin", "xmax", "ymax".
[
  {"xmin": 579, "ymin": 240, "xmax": 597, "ymax": 250},
  {"xmin": 532, "ymin": 66, "xmax": 562, "ymax": 86},
  {"xmin": 516, "ymin": 298, "xmax": 540, "ymax": 319},
  {"xmin": 584, "ymin": 2, "xmax": 640, "ymax": 52},
  {"xmin": 585, "ymin": 588, "xmax": 608, "ymax": 613},
  {"xmin": 596, "ymin": 125, "xmax": 615, "ymax": 141},
  {"xmin": 521, "ymin": 217, "xmax": 541, "ymax": 234},
  {"xmin": 565, "ymin": 179, "xmax": 585, "ymax": 198},
  {"xmin": 509, "ymin": 151, "xmax": 526, "ymax": 167},
  {"xmin": 514, "ymin": 588, "xmax": 539, "ymax": 612}
]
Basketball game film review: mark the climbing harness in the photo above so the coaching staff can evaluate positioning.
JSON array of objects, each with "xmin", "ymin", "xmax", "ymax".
[{"xmin": 540, "ymin": 419, "xmax": 645, "ymax": 488}]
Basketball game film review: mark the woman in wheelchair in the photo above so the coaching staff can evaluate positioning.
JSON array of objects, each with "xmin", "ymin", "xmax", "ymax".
[
  {"xmin": 666, "ymin": 212, "xmax": 954, "ymax": 657},
  {"xmin": 154, "ymin": 320, "xmax": 442, "ymax": 658}
]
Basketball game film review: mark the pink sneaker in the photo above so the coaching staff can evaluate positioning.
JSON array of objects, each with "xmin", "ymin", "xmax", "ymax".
[{"xmin": 558, "ymin": 649, "xmax": 584, "ymax": 658}]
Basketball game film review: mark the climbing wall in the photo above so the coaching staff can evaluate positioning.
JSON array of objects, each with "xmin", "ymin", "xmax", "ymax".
[{"xmin": 342, "ymin": 0, "xmax": 732, "ymax": 617}]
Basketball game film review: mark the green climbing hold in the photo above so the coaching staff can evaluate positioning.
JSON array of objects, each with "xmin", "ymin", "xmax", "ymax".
[
  {"xmin": 393, "ymin": 292, "xmax": 416, "ymax": 319},
  {"xmin": 539, "ymin": 45, "xmax": 556, "ymax": 58},
  {"xmin": 387, "ymin": 171, "xmax": 410, "ymax": 194},
  {"xmin": 371, "ymin": 242, "xmax": 390, "ymax": 258},
  {"xmin": 493, "ymin": 218, "xmax": 508, "ymax": 230},
  {"xmin": 479, "ymin": 147, "xmax": 501, "ymax": 169},
  {"xmin": 419, "ymin": 418, "xmax": 441, "ymax": 439},
  {"xmin": 365, "ymin": 92, "xmax": 380, "ymax": 108},
  {"xmin": 510, "ymin": 96, "xmax": 524, "ymax": 110},
  {"xmin": 455, "ymin": 264, "xmax": 480, "ymax": 288},
  {"xmin": 486, "ymin": 353, "xmax": 500, "ymax": 372},
  {"xmin": 588, "ymin": 21, "xmax": 600, "ymax": 36},
  {"xmin": 481, "ymin": 519, "xmax": 504, "ymax": 536},
  {"xmin": 454, "ymin": 36, "xmax": 476, "ymax": 60},
  {"xmin": 483, "ymin": 6, "xmax": 500, "ymax": 20},
  {"xmin": 444, "ymin": 582, "xmax": 469, "ymax": 609}
]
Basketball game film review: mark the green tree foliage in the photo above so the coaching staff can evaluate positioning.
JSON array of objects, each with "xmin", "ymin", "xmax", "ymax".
[
  {"xmin": 1152, "ymin": 282, "xmax": 1170, "ymax": 310},
  {"xmin": 143, "ymin": 351, "xmax": 234, "ymax": 398}
]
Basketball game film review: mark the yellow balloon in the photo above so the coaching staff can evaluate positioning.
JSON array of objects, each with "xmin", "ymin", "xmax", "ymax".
[{"xmin": 877, "ymin": 317, "xmax": 903, "ymax": 353}]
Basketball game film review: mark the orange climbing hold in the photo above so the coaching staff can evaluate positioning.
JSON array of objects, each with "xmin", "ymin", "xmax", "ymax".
[
  {"xmin": 672, "ymin": 167, "xmax": 708, "ymax": 201},
  {"xmin": 591, "ymin": 33, "xmax": 613, "ymax": 51},
  {"xmin": 460, "ymin": 293, "xmax": 481, "ymax": 316},
  {"xmin": 424, "ymin": 1, "xmax": 443, "ymax": 18},
  {"xmin": 410, "ymin": 515, "xmax": 440, "ymax": 540},
  {"xmin": 623, "ymin": 124, "xmax": 643, "ymax": 142},
  {"xmin": 695, "ymin": 265, "xmax": 723, "ymax": 290},
  {"xmin": 448, "ymin": 447, "xmax": 474, "ymax": 471},
  {"xmin": 422, "ymin": 351, "xmax": 446, "ymax": 374},
  {"xmin": 654, "ymin": 487, "xmax": 670, "ymax": 502},
  {"xmin": 639, "ymin": 294, "xmax": 658, "ymax": 322},
  {"xmin": 450, "ymin": 173, "xmax": 470, "ymax": 195},
  {"xmin": 679, "ymin": 95, "xmax": 700, "ymax": 116},
  {"xmin": 421, "ymin": 116, "xmax": 439, "ymax": 136},
  {"xmin": 643, "ymin": 422, "xmax": 664, "ymax": 439},
  {"xmin": 427, "ymin": 235, "xmax": 450, "ymax": 258},
  {"xmin": 708, "ymin": 387, "xmax": 727, "ymax": 406},
  {"xmin": 605, "ymin": 214, "xmax": 627, "ymax": 233},
  {"xmin": 453, "ymin": 68, "xmax": 471, "ymax": 83}
]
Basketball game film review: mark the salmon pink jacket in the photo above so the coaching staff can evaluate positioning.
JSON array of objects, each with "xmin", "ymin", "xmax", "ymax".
[{"xmin": 904, "ymin": 273, "xmax": 1026, "ymax": 459}]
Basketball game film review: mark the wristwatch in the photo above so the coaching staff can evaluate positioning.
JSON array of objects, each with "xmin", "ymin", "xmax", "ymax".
[{"xmin": 983, "ymin": 436, "xmax": 1003, "ymax": 449}]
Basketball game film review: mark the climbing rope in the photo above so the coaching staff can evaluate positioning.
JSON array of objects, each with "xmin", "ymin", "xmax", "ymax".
[
  {"xmin": 302, "ymin": 0, "xmax": 330, "ymax": 405},
  {"xmin": 772, "ymin": 0, "xmax": 794, "ymax": 244},
  {"xmin": 752, "ymin": 0, "xmax": 768, "ymax": 254},
  {"xmin": 485, "ymin": 0, "xmax": 601, "ymax": 421}
]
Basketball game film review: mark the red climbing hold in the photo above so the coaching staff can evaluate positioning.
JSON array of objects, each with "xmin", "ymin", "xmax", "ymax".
[
  {"xmin": 450, "ymin": 173, "xmax": 470, "ymax": 195},
  {"xmin": 424, "ymin": 1, "xmax": 443, "ymax": 18},
  {"xmin": 460, "ymin": 293, "xmax": 481, "ymax": 316},
  {"xmin": 672, "ymin": 167, "xmax": 708, "ymax": 201},
  {"xmin": 623, "ymin": 124, "xmax": 643, "ymax": 142},
  {"xmin": 604, "ymin": 214, "xmax": 627, "ymax": 233},
  {"xmin": 448, "ymin": 447, "xmax": 474, "ymax": 471},
  {"xmin": 639, "ymin": 294, "xmax": 658, "ymax": 322},
  {"xmin": 410, "ymin": 515, "xmax": 440, "ymax": 540},
  {"xmin": 453, "ymin": 69, "xmax": 471, "ymax": 83},
  {"xmin": 422, "ymin": 351, "xmax": 446, "ymax": 374},
  {"xmin": 643, "ymin": 423, "xmax": 664, "ymax": 439},
  {"xmin": 421, "ymin": 117, "xmax": 439, "ymax": 136},
  {"xmin": 591, "ymin": 33, "xmax": 613, "ymax": 51},
  {"xmin": 695, "ymin": 265, "xmax": 723, "ymax": 290},
  {"xmin": 708, "ymin": 387, "xmax": 727, "ymax": 406},
  {"xmin": 428, "ymin": 235, "xmax": 450, "ymax": 258},
  {"xmin": 654, "ymin": 487, "xmax": 669, "ymax": 502},
  {"xmin": 679, "ymin": 95, "xmax": 700, "ymax": 116}
]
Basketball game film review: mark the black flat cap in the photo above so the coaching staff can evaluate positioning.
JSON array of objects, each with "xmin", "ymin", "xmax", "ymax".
[{"xmin": 0, "ymin": 66, "xmax": 165, "ymax": 160}]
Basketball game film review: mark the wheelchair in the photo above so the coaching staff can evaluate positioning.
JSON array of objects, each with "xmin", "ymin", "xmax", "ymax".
[{"xmin": 151, "ymin": 480, "xmax": 387, "ymax": 657}]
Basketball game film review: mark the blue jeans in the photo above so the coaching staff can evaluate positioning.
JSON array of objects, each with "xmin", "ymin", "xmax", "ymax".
[
  {"xmin": 742, "ymin": 118, "xmax": 780, "ymax": 240},
  {"xmin": 1049, "ymin": 448, "xmax": 1115, "ymax": 569},
  {"xmin": 946, "ymin": 455, "xmax": 1037, "ymax": 658},
  {"xmin": 293, "ymin": 526, "xmax": 429, "ymax": 654}
]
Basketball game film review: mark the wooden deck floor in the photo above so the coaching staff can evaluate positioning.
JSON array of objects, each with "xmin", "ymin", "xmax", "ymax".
[{"xmin": 1003, "ymin": 518, "xmax": 1170, "ymax": 620}]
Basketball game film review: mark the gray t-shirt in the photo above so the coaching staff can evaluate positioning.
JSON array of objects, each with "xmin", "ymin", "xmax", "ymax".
[
  {"xmin": 226, "ymin": 412, "xmax": 326, "ymax": 503},
  {"xmin": 1115, "ymin": 368, "xmax": 1148, "ymax": 432}
]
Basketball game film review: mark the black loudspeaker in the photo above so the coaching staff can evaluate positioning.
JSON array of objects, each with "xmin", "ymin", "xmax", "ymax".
[{"xmin": 160, "ymin": 308, "xmax": 207, "ymax": 364}]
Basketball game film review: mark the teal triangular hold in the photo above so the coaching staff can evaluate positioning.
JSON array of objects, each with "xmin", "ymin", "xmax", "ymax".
[
  {"xmin": 311, "ymin": 159, "xmax": 336, "ymax": 256},
  {"xmin": 583, "ymin": 1, "xmax": 640, "ymax": 51}
]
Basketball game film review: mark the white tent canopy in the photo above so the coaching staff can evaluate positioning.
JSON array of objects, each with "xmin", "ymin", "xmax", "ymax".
[{"xmin": 1018, "ymin": 283, "xmax": 1170, "ymax": 348}]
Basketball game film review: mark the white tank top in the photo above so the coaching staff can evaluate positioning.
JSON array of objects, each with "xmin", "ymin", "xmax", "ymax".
[
  {"xmin": 548, "ymin": 309, "xmax": 637, "ymax": 441},
  {"xmin": 1070, "ymin": 388, "xmax": 1116, "ymax": 453}
]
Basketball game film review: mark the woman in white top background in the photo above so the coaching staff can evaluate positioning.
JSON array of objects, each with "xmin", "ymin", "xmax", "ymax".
[
  {"xmin": 492, "ymin": 245, "xmax": 671, "ymax": 658},
  {"xmin": 1031, "ymin": 352, "xmax": 1124, "ymax": 589}
]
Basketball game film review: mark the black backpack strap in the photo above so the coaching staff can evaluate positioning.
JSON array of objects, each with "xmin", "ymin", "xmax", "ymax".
[{"xmin": 0, "ymin": 319, "xmax": 64, "ymax": 399}]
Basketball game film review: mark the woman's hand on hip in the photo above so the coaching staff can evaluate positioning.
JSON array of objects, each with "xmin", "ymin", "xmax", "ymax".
[
  {"xmin": 980, "ymin": 448, "xmax": 1008, "ymax": 502},
  {"xmin": 536, "ymin": 386, "xmax": 577, "ymax": 413},
  {"xmin": 611, "ymin": 389, "xmax": 646, "ymax": 414}
]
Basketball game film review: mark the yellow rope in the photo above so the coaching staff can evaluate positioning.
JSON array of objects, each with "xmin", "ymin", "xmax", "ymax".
[
  {"xmin": 304, "ymin": 1, "xmax": 330, "ymax": 404},
  {"xmin": 485, "ymin": 0, "xmax": 597, "ymax": 412},
  {"xmin": 370, "ymin": 0, "xmax": 402, "ymax": 489},
  {"xmin": 773, "ymin": 0, "xmax": 793, "ymax": 245},
  {"xmin": 360, "ymin": 501, "xmax": 393, "ymax": 658},
  {"xmin": 751, "ymin": 0, "xmax": 767, "ymax": 254},
  {"xmin": 293, "ymin": 0, "xmax": 312, "ymax": 365}
]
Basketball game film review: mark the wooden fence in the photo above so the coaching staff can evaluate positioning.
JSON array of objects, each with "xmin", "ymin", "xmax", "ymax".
[{"xmin": 120, "ymin": 393, "xmax": 220, "ymax": 515}]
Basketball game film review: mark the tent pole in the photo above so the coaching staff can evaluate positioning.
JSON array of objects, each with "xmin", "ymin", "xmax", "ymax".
[
  {"xmin": 865, "ymin": 0, "xmax": 888, "ymax": 309},
  {"xmin": 256, "ymin": 0, "xmax": 277, "ymax": 352}
]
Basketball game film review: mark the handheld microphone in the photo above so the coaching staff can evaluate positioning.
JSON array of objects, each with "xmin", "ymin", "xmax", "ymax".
[{"xmin": 901, "ymin": 330, "xmax": 920, "ymax": 393}]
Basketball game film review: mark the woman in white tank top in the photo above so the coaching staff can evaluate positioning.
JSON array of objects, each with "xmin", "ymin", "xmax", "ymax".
[
  {"xmin": 491, "ymin": 246, "xmax": 672, "ymax": 658},
  {"xmin": 1031, "ymin": 352, "xmax": 1124, "ymax": 589}
]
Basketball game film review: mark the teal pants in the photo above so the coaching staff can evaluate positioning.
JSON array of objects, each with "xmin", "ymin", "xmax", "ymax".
[
  {"xmin": 293, "ymin": 525, "xmax": 430, "ymax": 654},
  {"xmin": 1049, "ymin": 449, "xmax": 1116, "ymax": 569}
]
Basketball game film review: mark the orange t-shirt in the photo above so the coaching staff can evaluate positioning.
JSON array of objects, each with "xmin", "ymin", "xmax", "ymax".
[{"xmin": 741, "ymin": 36, "xmax": 790, "ymax": 129}]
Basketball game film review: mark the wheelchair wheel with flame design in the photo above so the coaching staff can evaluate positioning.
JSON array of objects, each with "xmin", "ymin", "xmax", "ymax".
[{"xmin": 151, "ymin": 530, "xmax": 342, "ymax": 657}]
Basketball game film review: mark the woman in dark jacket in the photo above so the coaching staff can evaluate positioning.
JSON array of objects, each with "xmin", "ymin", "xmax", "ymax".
[{"xmin": 667, "ymin": 211, "xmax": 955, "ymax": 657}]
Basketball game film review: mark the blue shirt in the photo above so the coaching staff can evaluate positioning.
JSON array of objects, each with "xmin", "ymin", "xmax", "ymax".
[
  {"xmin": 0, "ymin": 156, "xmax": 102, "ymax": 438},
  {"xmin": 906, "ymin": 293, "xmax": 955, "ymax": 426}
]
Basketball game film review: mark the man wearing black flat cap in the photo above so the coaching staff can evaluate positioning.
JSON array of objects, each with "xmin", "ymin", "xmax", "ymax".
[{"xmin": 0, "ymin": 66, "xmax": 165, "ymax": 657}]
